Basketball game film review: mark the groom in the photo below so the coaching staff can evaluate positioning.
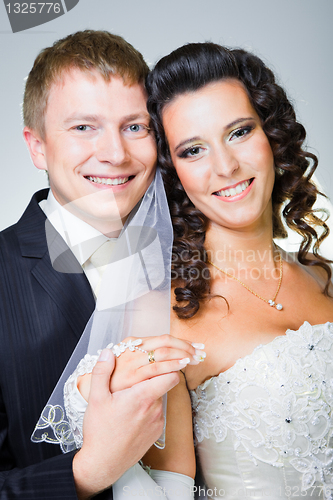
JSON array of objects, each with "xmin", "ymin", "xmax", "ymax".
[{"xmin": 0, "ymin": 30, "xmax": 179, "ymax": 499}]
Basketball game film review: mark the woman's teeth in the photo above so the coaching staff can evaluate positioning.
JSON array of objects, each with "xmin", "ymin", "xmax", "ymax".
[
  {"xmin": 216, "ymin": 179, "xmax": 251, "ymax": 198},
  {"xmin": 86, "ymin": 176, "xmax": 130, "ymax": 186}
]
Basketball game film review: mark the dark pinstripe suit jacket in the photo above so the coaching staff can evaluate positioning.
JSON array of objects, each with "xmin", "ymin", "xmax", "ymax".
[{"xmin": 0, "ymin": 189, "xmax": 101, "ymax": 499}]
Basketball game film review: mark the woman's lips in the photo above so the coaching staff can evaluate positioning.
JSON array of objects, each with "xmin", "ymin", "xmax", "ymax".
[{"xmin": 213, "ymin": 178, "xmax": 254, "ymax": 202}]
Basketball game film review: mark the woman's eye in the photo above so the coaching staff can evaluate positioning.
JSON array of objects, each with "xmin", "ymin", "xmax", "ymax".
[
  {"xmin": 230, "ymin": 125, "xmax": 253, "ymax": 141},
  {"xmin": 180, "ymin": 146, "xmax": 203, "ymax": 158}
]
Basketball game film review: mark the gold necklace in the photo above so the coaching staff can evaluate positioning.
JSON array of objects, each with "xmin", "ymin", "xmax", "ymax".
[{"xmin": 208, "ymin": 252, "xmax": 283, "ymax": 311}]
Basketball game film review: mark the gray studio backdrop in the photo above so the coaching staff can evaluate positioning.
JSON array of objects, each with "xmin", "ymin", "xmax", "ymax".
[{"xmin": 0, "ymin": 0, "xmax": 332, "ymax": 243}]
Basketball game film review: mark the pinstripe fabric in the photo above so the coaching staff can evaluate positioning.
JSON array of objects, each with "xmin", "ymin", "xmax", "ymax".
[{"xmin": 0, "ymin": 190, "xmax": 112, "ymax": 498}]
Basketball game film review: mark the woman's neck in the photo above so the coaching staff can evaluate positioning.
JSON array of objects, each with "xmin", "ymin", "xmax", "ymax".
[{"xmin": 205, "ymin": 220, "xmax": 277, "ymax": 272}]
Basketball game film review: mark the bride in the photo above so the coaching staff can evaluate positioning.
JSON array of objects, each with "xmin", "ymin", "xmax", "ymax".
[
  {"xmin": 64, "ymin": 43, "xmax": 333, "ymax": 498},
  {"xmin": 143, "ymin": 43, "xmax": 333, "ymax": 499}
]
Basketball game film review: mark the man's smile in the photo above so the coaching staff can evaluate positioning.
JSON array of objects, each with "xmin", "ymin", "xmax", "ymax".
[{"xmin": 85, "ymin": 175, "xmax": 134, "ymax": 186}]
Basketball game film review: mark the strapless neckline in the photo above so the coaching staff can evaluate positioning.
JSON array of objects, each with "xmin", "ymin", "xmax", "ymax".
[
  {"xmin": 192, "ymin": 321, "xmax": 333, "ymax": 393},
  {"xmin": 190, "ymin": 321, "xmax": 333, "ymax": 498}
]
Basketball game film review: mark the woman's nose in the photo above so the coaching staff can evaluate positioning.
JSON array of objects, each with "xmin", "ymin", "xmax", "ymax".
[{"xmin": 212, "ymin": 145, "xmax": 239, "ymax": 177}]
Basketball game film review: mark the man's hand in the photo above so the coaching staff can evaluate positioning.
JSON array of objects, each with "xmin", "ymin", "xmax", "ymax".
[{"xmin": 73, "ymin": 348, "xmax": 179, "ymax": 499}]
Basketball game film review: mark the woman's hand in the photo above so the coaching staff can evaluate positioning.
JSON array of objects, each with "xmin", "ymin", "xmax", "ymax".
[{"xmin": 77, "ymin": 334, "xmax": 205, "ymax": 400}]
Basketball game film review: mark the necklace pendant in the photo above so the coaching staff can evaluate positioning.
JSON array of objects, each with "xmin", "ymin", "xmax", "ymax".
[{"xmin": 208, "ymin": 250, "xmax": 283, "ymax": 313}]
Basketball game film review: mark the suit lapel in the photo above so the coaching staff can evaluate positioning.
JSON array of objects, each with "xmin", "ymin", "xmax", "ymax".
[
  {"xmin": 16, "ymin": 190, "xmax": 95, "ymax": 340},
  {"xmin": 31, "ymin": 257, "xmax": 94, "ymax": 340}
]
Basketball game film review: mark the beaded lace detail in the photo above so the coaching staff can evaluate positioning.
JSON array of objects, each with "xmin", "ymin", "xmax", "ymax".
[
  {"xmin": 63, "ymin": 353, "xmax": 98, "ymax": 449},
  {"xmin": 62, "ymin": 340, "xmax": 148, "ymax": 450},
  {"xmin": 31, "ymin": 353, "xmax": 98, "ymax": 453},
  {"xmin": 190, "ymin": 322, "xmax": 333, "ymax": 498}
]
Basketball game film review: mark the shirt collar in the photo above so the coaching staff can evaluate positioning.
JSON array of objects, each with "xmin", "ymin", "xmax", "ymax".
[{"xmin": 39, "ymin": 191, "xmax": 110, "ymax": 265}]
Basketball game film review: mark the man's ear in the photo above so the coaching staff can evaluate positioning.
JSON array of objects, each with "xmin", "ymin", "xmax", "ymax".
[{"xmin": 23, "ymin": 127, "xmax": 48, "ymax": 171}]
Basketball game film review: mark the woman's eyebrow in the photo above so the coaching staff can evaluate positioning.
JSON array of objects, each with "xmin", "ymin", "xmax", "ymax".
[
  {"xmin": 175, "ymin": 137, "xmax": 201, "ymax": 152},
  {"xmin": 174, "ymin": 117, "xmax": 255, "ymax": 152},
  {"xmin": 226, "ymin": 117, "xmax": 254, "ymax": 128}
]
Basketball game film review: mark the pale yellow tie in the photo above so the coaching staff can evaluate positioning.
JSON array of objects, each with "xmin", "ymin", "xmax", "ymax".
[{"xmin": 89, "ymin": 240, "xmax": 116, "ymax": 297}]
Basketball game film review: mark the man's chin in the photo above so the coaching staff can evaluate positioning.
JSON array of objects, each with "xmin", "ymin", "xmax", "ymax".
[{"xmin": 62, "ymin": 192, "xmax": 126, "ymax": 235}]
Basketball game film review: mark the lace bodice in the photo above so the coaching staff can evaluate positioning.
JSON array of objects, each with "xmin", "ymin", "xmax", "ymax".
[{"xmin": 190, "ymin": 322, "xmax": 333, "ymax": 499}]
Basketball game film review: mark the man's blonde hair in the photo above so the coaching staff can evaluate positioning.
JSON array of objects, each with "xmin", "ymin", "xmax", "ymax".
[{"xmin": 23, "ymin": 30, "xmax": 149, "ymax": 138}]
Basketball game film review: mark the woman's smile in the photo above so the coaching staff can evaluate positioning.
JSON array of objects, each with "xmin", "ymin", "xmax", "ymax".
[{"xmin": 213, "ymin": 177, "xmax": 254, "ymax": 201}]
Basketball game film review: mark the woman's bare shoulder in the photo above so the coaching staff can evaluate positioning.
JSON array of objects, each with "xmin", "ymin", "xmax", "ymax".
[{"xmin": 281, "ymin": 248, "xmax": 332, "ymax": 290}]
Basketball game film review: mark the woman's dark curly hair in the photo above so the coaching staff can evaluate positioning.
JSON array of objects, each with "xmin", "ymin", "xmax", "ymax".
[{"xmin": 146, "ymin": 42, "xmax": 331, "ymax": 319}]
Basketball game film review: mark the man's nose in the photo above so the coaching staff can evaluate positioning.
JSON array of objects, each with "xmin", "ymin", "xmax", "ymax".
[{"xmin": 96, "ymin": 130, "xmax": 129, "ymax": 166}]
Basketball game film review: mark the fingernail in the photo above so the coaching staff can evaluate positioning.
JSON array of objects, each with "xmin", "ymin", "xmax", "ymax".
[
  {"xmin": 193, "ymin": 354, "xmax": 206, "ymax": 363},
  {"xmin": 195, "ymin": 349, "xmax": 206, "ymax": 359},
  {"xmin": 98, "ymin": 349, "xmax": 111, "ymax": 362},
  {"xmin": 192, "ymin": 343, "xmax": 205, "ymax": 349},
  {"xmin": 179, "ymin": 357, "xmax": 191, "ymax": 365}
]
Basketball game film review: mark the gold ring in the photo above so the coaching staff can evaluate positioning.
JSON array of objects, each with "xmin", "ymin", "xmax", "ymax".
[{"xmin": 148, "ymin": 351, "xmax": 155, "ymax": 364}]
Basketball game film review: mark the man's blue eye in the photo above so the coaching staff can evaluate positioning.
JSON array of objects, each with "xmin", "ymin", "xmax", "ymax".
[
  {"xmin": 75, "ymin": 125, "xmax": 90, "ymax": 131},
  {"xmin": 125, "ymin": 124, "xmax": 150, "ymax": 138},
  {"xmin": 129, "ymin": 124, "xmax": 141, "ymax": 132}
]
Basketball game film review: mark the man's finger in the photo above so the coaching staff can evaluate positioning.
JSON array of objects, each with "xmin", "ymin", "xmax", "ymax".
[{"xmin": 88, "ymin": 349, "xmax": 115, "ymax": 403}]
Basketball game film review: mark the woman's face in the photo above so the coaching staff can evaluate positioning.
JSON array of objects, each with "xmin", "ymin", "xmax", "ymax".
[{"xmin": 162, "ymin": 79, "xmax": 275, "ymax": 233}]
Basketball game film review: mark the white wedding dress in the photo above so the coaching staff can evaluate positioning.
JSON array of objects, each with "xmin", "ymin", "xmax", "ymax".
[
  {"xmin": 190, "ymin": 322, "xmax": 333, "ymax": 500},
  {"xmin": 65, "ymin": 322, "xmax": 333, "ymax": 499}
]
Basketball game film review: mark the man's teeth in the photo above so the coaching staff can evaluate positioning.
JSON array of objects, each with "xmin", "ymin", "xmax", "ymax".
[
  {"xmin": 87, "ymin": 176, "xmax": 129, "ymax": 186},
  {"xmin": 216, "ymin": 179, "xmax": 251, "ymax": 198}
]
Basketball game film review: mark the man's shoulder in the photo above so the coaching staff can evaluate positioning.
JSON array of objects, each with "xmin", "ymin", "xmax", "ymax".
[
  {"xmin": 0, "ymin": 188, "xmax": 49, "ymax": 250},
  {"xmin": 1, "ymin": 189, "xmax": 49, "ymax": 231}
]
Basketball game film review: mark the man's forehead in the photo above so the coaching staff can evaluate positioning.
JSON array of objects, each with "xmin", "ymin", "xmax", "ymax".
[
  {"xmin": 45, "ymin": 68, "xmax": 148, "ymax": 115},
  {"xmin": 43, "ymin": 67, "xmax": 149, "ymax": 132},
  {"xmin": 50, "ymin": 66, "xmax": 141, "ymax": 92}
]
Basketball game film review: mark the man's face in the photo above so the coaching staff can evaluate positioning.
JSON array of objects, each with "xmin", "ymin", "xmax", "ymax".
[{"xmin": 27, "ymin": 69, "xmax": 156, "ymax": 234}]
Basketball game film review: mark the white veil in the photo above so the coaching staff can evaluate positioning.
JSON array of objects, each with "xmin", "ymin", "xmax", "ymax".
[{"xmin": 31, "ymin": 168, "xmax": 172, "ymax": 453}]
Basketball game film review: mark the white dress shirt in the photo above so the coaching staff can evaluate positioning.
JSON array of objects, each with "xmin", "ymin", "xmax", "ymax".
[{"xmin": 39, "ymin": 191, "xmax": 116, "ymax": 297}]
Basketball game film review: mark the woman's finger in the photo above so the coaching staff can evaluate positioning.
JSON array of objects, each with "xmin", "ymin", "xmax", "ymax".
[
  {"xmin": 143, "ymin": 347, "xmax": 206, "ymax": 365},
  {"xmin": 135, "ymin": 359, "xmax": 194, "ymax": 380},
  {"xmin": 129, "ymin": 334, "xmax": 204, "ymax": 358}
]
